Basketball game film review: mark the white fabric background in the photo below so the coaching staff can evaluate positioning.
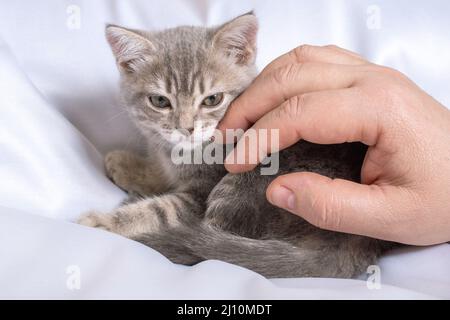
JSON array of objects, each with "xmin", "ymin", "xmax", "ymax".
[{"xmin": 0, "ymin": 0, "xmax": 449, "ymax": 299}]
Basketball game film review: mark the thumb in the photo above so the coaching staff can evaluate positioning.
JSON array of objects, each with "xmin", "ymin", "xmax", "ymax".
[{"xmin": 266, "ymin": 172, "xmax": 390, "ymax": 239}]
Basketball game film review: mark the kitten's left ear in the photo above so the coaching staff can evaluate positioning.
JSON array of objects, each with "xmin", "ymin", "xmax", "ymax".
[{"xmin": 213, "ymin": 12, "xmax": 258, "ymax": 66}]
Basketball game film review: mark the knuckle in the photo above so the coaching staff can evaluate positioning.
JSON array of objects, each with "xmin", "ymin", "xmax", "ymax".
[
  {"xmin": 276, "ymin": 95, "xmax": 307, "ymax": 120},
  {"xmin": 358, "ymin": 66, "xmax": 408, "ymax": 107},
  {"xmin": 309, "ymin": 187, "xmax": 342, "ymax": 230},
  {"xmin": 323, "ymin": 44, "xmax": 341, "ymax": 51},
  {"xmin": 292, "ymin": 44, "xmax": 314, "ymax": 62},
  {"xmin": 375, "ymin": 65, "xmax": 407, "ymax": 80},
  {"xmin": 272, "ymin": 63, "xmax": 303, "ymax": 85},
  {"xmin": 271, "ymin": 63, "xmax": 306, "ymax": 100}
]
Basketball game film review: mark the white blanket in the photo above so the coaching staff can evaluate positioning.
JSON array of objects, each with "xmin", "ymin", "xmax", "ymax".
[{"xmin": 0, "ymin": 0, "xmax": 449, "ymax": 299}]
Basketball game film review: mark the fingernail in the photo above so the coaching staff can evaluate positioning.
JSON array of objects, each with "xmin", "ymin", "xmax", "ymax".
[{"xmin": 269, "ymin": 186, "xmax": 295, "ymax": 210}]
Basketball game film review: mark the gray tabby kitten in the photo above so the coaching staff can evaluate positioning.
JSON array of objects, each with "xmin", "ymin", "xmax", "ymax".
[{"xmin": 78, "ymin": 13, "xmax": 394, "ymax": 278}]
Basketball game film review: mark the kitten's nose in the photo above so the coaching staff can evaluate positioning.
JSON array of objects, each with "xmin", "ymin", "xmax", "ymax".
[{"xmin": 186, "ymin": 127, "xmax": 194, "ymax": 135}]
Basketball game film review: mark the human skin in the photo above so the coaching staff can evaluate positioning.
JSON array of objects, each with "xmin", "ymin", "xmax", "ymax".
[{"xmin": 218, "ymin": 45, "xmax": 450, "ymax": 246}]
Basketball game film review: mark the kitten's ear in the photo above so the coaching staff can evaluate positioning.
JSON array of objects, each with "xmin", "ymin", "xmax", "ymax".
[
  {"xmin": 212, "ymin": 12, "xmax": 258, "ymax": 66},
  {"xmin": 105, "ymin": 24, "xmax": 156, "ymax": 74}
]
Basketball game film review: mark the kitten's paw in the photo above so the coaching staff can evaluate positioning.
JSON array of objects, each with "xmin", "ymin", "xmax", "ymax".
[
  {"xmin": 104, "ymin": 150, "xmax": 135, "ymax": 191},
  {"xmin": 77, "ymin": 211, "xmax": 115, "ymax": 231}
]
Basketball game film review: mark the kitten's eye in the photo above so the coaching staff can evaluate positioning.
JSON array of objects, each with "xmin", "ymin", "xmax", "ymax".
[
  {"xmin": 202, "ymin": 93, "xmax": 224, "ymax": 107},
  {"xmin": 149, "ymin": 95, "xmax": 172, "ymax": 109}
]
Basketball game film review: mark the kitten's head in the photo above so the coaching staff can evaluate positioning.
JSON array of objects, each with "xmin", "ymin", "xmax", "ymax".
[{"xmin": 106, "ymin": 13, "xmax": 258, "ymax": 149}]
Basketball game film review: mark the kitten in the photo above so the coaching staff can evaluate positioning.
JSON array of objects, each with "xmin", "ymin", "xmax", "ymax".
[{"xmin": 78, "ymin": 13, "xmax": 395, "ymax": 278}]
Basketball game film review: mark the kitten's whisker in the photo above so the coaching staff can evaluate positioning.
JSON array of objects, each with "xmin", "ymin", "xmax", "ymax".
[{"xmin": 105, "ymin": 110, "xmax": 127, "ymax": 124}]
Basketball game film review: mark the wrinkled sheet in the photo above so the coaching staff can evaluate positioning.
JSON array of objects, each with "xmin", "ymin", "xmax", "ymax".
[{"xmin": 0, "ymin": 0, "xmax": 449, "ymax": 299}]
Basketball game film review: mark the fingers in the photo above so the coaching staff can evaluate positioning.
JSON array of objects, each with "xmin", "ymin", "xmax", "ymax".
[
  {"xmin": 260, "ymin": 45, "xmax": 367, "ymax": 77},
  {"xmin": 266, "ymin": 172, "xmax": 394, "ymax": 239},
  {"xmin": 224, "ymin": 89, "xmax": 379, "ymax": 173},
  {"xmin": 219, "ymin": 45, "xmax": 369, "ymax": 133},
  {"xmin": 219, "ymin": 62, "xmax": 361, "ymax": 132}
]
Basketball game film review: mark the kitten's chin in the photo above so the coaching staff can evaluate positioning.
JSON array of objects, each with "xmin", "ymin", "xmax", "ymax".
[
  {"xmin": 160, "ymin": 130, "xmax": 215, "ymax": 151},
  {"xmin": 156, "ymin": 125, "xmax": 217, "ymax": 150}
]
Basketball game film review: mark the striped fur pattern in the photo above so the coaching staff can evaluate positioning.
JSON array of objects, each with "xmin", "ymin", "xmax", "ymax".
[{"xmin": 78, "ymin": 13, "xmax": 394, "ymax": 278}]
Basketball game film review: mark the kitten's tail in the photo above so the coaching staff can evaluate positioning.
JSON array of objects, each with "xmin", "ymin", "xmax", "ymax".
[{"xmin": 134, "ymin": 223, "xmax": 384, "ymax": 278}]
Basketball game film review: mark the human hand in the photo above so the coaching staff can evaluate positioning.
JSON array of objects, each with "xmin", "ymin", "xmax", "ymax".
[{"xmin": 219, "ymin": 45, "xmax": 450, "ymax": 246}]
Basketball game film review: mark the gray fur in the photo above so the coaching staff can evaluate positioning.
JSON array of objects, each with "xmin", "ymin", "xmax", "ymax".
[{"xmin": 78, "ymin": 13, "xmax": 395, "ymax": 279}]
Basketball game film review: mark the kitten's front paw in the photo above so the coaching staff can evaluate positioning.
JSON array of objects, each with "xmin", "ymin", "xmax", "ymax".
[
  {"xmin": 77, "ymin": 211, "xmax": 115, "ymax": 231},
  {"xmin": 104, "ymin": 150, "xmax": 135, "ymax": 192}
]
